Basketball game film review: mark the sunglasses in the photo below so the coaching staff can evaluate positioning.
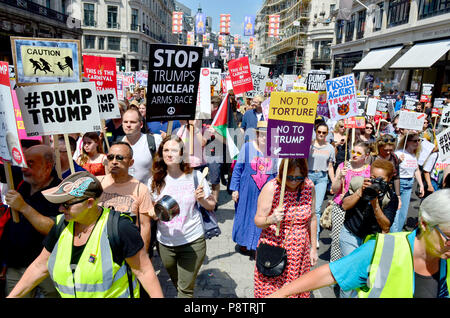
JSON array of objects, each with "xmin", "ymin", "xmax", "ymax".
[
  {"xmin": 287, "ymin": 175, "xmax": 305, "ymax": 182},
  {"xmin": 434, "ymin": 225, "xmax": 450, "ymax": 246},
  {"xmin": 62, "ymin": 197, "xmax": 89, "ymax": 209},
  {"xmin": 351, "ymin": 150, "xmax": 364, "ymax": 157},
  {"xmin": 379, "ymin": 136, "xmax": 396, "ymax": 143},
  {"xmin": 107, "ymin": 154, "xmax": 128, "ymax": 161},
  {"xmin": 408, "ymin": 139, "xmax": 420, "ymax": 143},
  {"xmin": 317, "ymin": 131, "xmax": 327, "ymax": 135}
]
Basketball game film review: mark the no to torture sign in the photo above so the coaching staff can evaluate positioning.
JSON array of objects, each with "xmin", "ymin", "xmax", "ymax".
[
  {"xmin": 267, "ymin": 92, "xmax": 318, "ymax": 158},
  {"xmin": 146, "ymin": 44, "xmax": 203, "ymax": 121},
  {"xmin": 16, "ymin": 82, "xmax": 101, "ymax": 136}
]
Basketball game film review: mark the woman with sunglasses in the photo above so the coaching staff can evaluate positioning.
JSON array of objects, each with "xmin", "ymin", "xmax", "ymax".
[
  {"xmin": 330, "ymin": 142, "xmax": 371, "ymax": 263},
  {"xmin": 392, "ymin": 133, "xmax": 425, "ymax": 233},
  {"xmin": 149, "ymin": 135, "xmax": 216, "ymax": 298},
  {"xmin": 268, "ymin": 189, "xmax": 450, "ymax": 299},
  {"xmin": 77, "ymin": 132, "xmax": 108, "ymax": 176},
  {"xmin": 308, "ymin": 123, "xmax": 336, "ymax": 247},
  {"xmin": 230, "ymin": 121, "xmax": 279, "ymax": 259},
  {"xmin": 359, "ymin": 122, "xmax": 376, "ymax": 144},
  {"xmin": 254, "ymin": 159, "xmax": 317, "ymax": 298},
  {"xmin": 332, "ymin": 120, "xmax": 346, "ymax": 145}
]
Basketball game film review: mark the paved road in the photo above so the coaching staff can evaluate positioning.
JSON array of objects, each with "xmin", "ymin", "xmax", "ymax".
[{"xmin": 152, "ymin": 183, "xmax": 423, "ymax": 298}]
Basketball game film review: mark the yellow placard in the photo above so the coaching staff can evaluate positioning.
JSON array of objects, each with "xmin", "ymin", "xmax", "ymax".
[
  {"xmin": 268, "ymin": 92, "xmax": 318, "ymax": 124},
  {"xmin": 21, "ymin": 45, "xmax": 74, "ymax": 78}
]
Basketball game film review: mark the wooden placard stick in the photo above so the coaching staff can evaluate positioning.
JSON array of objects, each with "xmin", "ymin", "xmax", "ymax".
[
  {"xmin": 64, "ymin": 134, "xmax": 75, "ymax": 174},
  {"xmin": 53, "ymin": 134, "xmax": 62, "ymax": 180},
  {"xmin": 403, "ymin": 131, "xmax": 409, "ymax": 152},
  {"xmin": 4, "ymin": 163, "xmax": 19, "ymax": 223},
  {"xmin": 275, "ymin": 158, "xmax": 289, "ymax": 236},
  {"xmin": 376, "ymin": 118, "xmax": 382, "ymax": 137},
  {"xmin": 167, "ymin": 121, "xmax": 173, "ymax": 136}
]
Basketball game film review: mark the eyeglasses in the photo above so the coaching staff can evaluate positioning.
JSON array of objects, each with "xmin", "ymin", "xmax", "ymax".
[
  {"xmin": 365, "ymin": 127, "xmax": 373, "ymax": 130},
  {"xmin": 287, "ymin": 175, "xmax": 305, "ymax": 182},
  {"xmin": 434, "ymin": 225, "xmax": 450, "ymax": 246},
  {"xmin": 379, "ymin": 136, "xmax": 396, "ymax": 143},
  {"xmin": 408, "ymin": 139, "xmax": 420, "ymax": 143},
  {"xmin": 107, "ymin": 154, "xmax": 128, "ymax": 161},
  {"xmin": 351, "ymin": 150, "xmax": 364, "ymax": 157},
  {"xmin": 61, "ymin": 197, "xmax": 89, "ymax": 209}
]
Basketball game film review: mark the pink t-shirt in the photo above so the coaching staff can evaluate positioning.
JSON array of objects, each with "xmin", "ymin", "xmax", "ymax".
[{"xmin": 333, "ymin": 162, "xmax": 371, "ymax": 205}]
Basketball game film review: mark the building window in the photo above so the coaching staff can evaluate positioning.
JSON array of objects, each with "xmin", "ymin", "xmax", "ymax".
[
  {"xmin": 83, "ymin": 3, "xmax": 95, "ymax": 27},
  {"xmin": 418, "ymin": 0, "xmax": 450, "ymax": 19},
  {"xmin": 107, "ymin": 6, "xmax": 119, "ymax": 28},
  {"xmin": 131, "ymin": 9, "xmax": 139, "ymax": 30},
  {"xmin": 345, "ymin": 14, "xmax": 355, "ymax": 42},
  {"xmin": 130, "ymin": 38, "xmax": 139, "ymax": 52},
  {"xmin": 108, "ymin": 37, "xmax": 121, "ymax": 50},
  {"xmin": 373, "ymin": 2, "xmax": 384, "ymax": 31},
  {"xmin": 336, "ymin": 20, "xmax": 344, "ymax": 44},
  {"xmin": 387, "ymin": 0, "xmax": 411, "ymax": 27},
  {"xmin": 84, "ymin": 35, "xmax": 95, "ymax": 49},
  {"xmin": 98, "ymin": 37, "xmax": 104, "ymax": 50},
  {"xmin": 356, "ymin": 10, "xmax": 366, "ymax": 39}
]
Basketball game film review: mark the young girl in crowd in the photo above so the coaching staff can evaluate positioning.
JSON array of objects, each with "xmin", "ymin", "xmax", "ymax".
[{"xmin": 77, "ymin": 132, "xmax": 107, "ymax": 176}]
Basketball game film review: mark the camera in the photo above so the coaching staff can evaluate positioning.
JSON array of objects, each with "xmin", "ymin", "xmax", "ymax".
[{"xmin": 362, "ymin": 177, "xmax": 389, "ymax": 201}]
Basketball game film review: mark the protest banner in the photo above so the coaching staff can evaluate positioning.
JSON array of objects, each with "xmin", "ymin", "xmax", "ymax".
[
  {"xmin": 420, "ymin": 83, "xmax": 434, "ymax": 103},
  {"xmin": 11, "ymin": 37, "xmax": 81, "ymax": 85},
  {"xmin": 135, "ymin": 70, "xmax": 148, "ymax": 87},
  {"xmin": 418, "ymin": 138, "xmax": 435, "ymax": 166},
  {"xmin": 366, "ymin": 98, "xmax": 378, "ymax": 116},
  {"xmin": 325, "ymin": 73, "xmax": 358, "ymax": 121},
  {"xmin": 405, "ymin": 97, "xmax": 419, "ymax": 110},
  {"xmin": 195, "ymin": 68, "xmax": 211, "ymax": 119},
  {"xmin": 116, "ymin": 74, "xmax": 124, "ymax": 100},
  {"xmin": 210, "ymin": 68, "xmax": 221, "ymax": 93},
  {"xmin": 16, "ymin": 81, "xmax": 101, "ymax": 136},
  {"xmin": 267, "ymin": 91, "xmax": 318, "ymax": 158},
  {"xmin": 317, "ymin": 92, "xmax": 330, "ymax": 118},
  {"xmin": 356, "ymin": 96, "xmax": 367, "ymax": 116},
  {"xmin": 306, "ymin": 70, "xmax": 329, "ymax": 92},
  {"xmin": 344, "ymin": 116, "xmax": 366, "ymax": 129},
  {"xmin": 397, "ymin": 110, "xmax": 426, "ymax": 131},
  {"xmin": 437, "ymin": 127, "xmax": 450, "ymax": 161},
  {"xmin": 261, "ymin": 97, "xmax": 270, "ymax": 121},
  {"xmin": 228, "ymin": 56, "xmax": 253, "ymax": 95},
  {"xmin": 83, "ymin": 55, "xmax": 117, "ymax": 91},
  {"xmin": 282, "ymin": 75, "xmax": 297, "ymax": 92},
  {"xmin": 246, "ymin": 64, "xmax": 269, "ymax": 98},
  {"xmin": 146, "ymin": 43, "xmax": 203, "ymax": 121},
  {"xmin": 440, "ymin": 106, "xmax": 450, "ymax": 126},
  {"xmin": 97, "ymin": 89, "xmax": 120, "ymax": 120}
]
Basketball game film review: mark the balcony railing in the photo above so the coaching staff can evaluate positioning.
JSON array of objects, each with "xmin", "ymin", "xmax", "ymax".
[
  {"xmin": 107, "ymin": 22, "xmax": 120, "ymax": 29},
  {"xmin": 1, "ymin": 0, "xmax": 74, "ymax": 25},
  {"xmin": 312, "ymin": 50, "xmax": 331, "ymax": 60}
]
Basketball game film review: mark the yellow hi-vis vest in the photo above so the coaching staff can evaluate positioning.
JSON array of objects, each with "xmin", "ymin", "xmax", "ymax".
[
  {"xmin": 357, "ymin": 232, "xmax": 450, "ymax": 298},
  {"xmin": 47, "ymin": 208, "xmax": 140, "ymax": 298}
]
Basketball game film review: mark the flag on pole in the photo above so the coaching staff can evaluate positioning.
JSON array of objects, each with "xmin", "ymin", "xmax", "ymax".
[{"xmin": 211, "ymin": 93, "xmax": 239, "ymax": 159}]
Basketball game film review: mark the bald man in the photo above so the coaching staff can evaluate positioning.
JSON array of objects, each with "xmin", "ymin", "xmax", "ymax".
[{"xmin": 0, "ymin": 144, "xmax": 61, "ymax": 298}]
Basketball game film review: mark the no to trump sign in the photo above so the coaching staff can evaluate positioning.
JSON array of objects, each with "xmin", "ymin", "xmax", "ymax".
[
  {"xmin": 267, "ymin": 92, "xmax": 318, "ymax": 158},
  {"xmin": 16, "ymin": 82, "xmax": 101, "ymax": 136},
  {"xmin": 146, "ymin": 44, "xmax": 203, "ymax": 121}
]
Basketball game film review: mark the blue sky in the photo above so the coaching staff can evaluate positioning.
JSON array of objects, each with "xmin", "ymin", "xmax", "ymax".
[{"xmin": 177, "ymin": 0, "xmax": 264, "ymax": 38}]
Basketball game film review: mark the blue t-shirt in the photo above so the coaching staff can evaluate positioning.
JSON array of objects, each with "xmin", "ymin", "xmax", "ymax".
[
  {"xmin": 62, "ymin": 161, "xmax": 86, "ymax": 179},
  {"xmin": 329, "ymin": 229, "xmax": 449, "ymax": 297},
  {"xmin": 147, "ymin": 120, "xmax": 181, "ymax": 134}
]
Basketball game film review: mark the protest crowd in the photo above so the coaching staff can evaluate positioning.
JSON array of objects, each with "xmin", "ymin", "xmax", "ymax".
[{"xmin": 1, "ymin": 39, "xmax": 450, "ymax": 300}]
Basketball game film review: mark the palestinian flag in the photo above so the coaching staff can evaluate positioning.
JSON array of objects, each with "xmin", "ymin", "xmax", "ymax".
[{"xmin": 211, "ymin": 93, "xmax": 240, "ymax": 159}]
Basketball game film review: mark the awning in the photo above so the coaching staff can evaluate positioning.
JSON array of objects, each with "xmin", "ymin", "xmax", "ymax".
[
  {"xmin": 353, "ymin": 46, "xmax": 403, "ymax": 71},
  {"xmin": 390, "ymin": 38, "xmax": 450, "ymax": 69}
]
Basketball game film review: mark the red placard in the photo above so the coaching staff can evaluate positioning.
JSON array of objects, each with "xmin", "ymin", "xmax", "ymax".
[
  {"xmin": 83, "ymin": 55, "xmax": 117, "ymax": 92},
  {"xmin": 227, "ymin": 56, "xmax": 253, "ymax": 95}
]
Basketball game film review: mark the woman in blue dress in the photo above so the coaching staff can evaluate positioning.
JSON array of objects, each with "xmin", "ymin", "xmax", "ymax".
[{"xmin": 230, "ymin": 121, "xmax": 278, "ymax": 259}]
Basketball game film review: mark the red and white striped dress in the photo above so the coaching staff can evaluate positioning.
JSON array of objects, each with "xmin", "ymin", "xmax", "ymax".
[{"xmin": 254, "ymin": 178, "xmax": 314, "ymax": 298}]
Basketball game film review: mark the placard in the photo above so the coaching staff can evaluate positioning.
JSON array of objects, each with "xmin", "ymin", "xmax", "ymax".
[
  {"xmin": 0, "ymin": 62, "xmax": 27, "ymax": 167},
  {"xmin": 267, "ymin": 92, "xmax": 318, "ymax": 158},
  {"xmin": 227, "ymin": 56, "xmax": 253, "ymax": 95},
  {"xmin": 83, "ymin": 55, "xmax": 117, "ymax": 91},
  {"xmin": 16, "ymin": 81, "xmax": 102, "ymax": 136},
  {"xmin": 306, "ymin": 70, "xmax": 329, "ymax": 91},
  {"xmin": 195, "ymin": 68, "xmax": 211, "ymax": 119},
  {"xmin": 440, "ymin": 106, "xmax": 450, "ymax": 126},
  {"xmin": 356, "ymin": 96, "xmax": 367, "ymax": 116},
  {"xmin": 397, "ymin": 110, "xmax": 426, "ymax": 131},
  {"xmin": 366, "ymin": 98, "xmax": 378, "ymax": 116},
  {"xmin": 418, "ymin": 138, "xmax": 435, "ymax": 166},
  {"xmin": 404, "ymin": 97, "xmax": 419, "ymax": 110},
  {"xmin": 97, "ymin": 89, "xmax": 121, "ymax": 120},
  {"xmin": 135, "ymin": 71, "xmax": 148, "ymax": 87},
  {"xmin": 325, "ymin": 73, "xmax": 358, "ymax": 120},
  {"xmin": 437, "ymin": 127, "xmax": 450, "ymax": 161},
  {"xmin": 344, "ymin": 116, "xmax": 365, "ymax": 129},
  {"xmin": 210, "ymin": 68, "xmax": 221, "ymax": 93},
  {"xmin": 11, "ymin": 37, "xmax": 81, "ymax": 85},
  {"xmin": 246, "ymin": 64, "xmax": 269, "ymax": 98},
  {"xmin": 146, "ymin": 43, "xmax": 203, "ymax": 121}
]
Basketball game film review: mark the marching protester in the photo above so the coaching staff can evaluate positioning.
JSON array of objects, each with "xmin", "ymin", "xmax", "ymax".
[
  {"xmin": 330, "ymin": 142, "xmax": 371, "ymax": 263},
  {"xmin": 174, "ymin": 120, "xmax": 206, "ymax": 170},
  {"xmin": 268, "ymin": 189, "xmax": 450, "ymax": 298},
  {"xmin": 7, "ymin": 171, "xmax": 163, "ymax": 298},
  {"xmin": 0, "ymin": 145, "xmax": 61, "ymax": 297},
  {"xmin": 149, "ymin": 135, "xmax": 216, "ymax": 298},
  {"xmin": 104, "ymin": 101, "xmax": 126, "ymax": 147},
  {"xmin": 76, "ymin": 132, "xmax": 108, "ymax": 176},
  {"xmin": 307, "ymin": 122, "xmax": 336, "ymax": 247},
  {"xmin": 392, "ymin": 133, "xmax": 425, "ymax": 232},
  {"xmin": 332, "ymin": 120, "xmax": 346, "ymax": 145},
  {"xmin": 230, "ymin": 121, "xmax": 278, "ymax": 259},
  {"xmin": 240, "ymin": 95, "xmax": 265, "ymax": 142},
  {"xmin": 55, "ymin": 136, "xmax": 86, "ymax": 179},
  {"xmin": 254, "ymin": 158, "xmax": 317, "ymax": 298},
  {"xmin": 359, "ymin": 121, "xmax": 376, "ymax": 144}
]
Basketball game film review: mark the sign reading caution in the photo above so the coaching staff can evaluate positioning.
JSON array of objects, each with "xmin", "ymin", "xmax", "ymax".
[{"xmin": 267, "ymin": 92, "xmax": 318, "ymax": 158}]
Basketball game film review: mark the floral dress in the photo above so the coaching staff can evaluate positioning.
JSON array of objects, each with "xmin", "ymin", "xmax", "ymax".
[{"xmin": 254, "ymin": 178, "xmax": 314, "ymax": 298}]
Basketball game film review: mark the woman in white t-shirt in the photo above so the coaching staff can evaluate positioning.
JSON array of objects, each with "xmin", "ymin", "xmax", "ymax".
[
  {"xmin": 392, "ymin": 133, "xmax": 425, "ymax": 232},
  {"xmin": 148, "ymin": 135, "xmax": 216, "ymax": 298}
]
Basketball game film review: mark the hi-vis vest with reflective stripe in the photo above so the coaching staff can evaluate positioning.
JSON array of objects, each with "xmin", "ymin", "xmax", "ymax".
[
  {"xmin": 357, "ymin": 232, "xmax": 450, "ymax": 298},
  {"xmin": 47, "ymin": 208, "xmax": 140, "ymax": 298}
]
